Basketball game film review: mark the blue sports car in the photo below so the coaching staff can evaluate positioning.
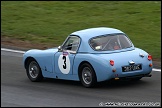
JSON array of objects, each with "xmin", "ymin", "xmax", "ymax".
[{"xmin": 23, "ymin": 27, "xmax": 153, "ymax": 87}]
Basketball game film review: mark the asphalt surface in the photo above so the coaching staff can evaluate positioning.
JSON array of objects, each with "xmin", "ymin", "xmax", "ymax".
[{"xmin": 1, "ymin": 50, "xmax": 161, "ymax": 107}]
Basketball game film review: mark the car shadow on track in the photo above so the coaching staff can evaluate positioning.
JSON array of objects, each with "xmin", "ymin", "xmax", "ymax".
[
  {"xmin": 96, "ymin": 79, "xmax": 149, "ymax": 89},
  {"xmin": 39, "ymin": 78, "xmax": 150, "ymax": 89}
]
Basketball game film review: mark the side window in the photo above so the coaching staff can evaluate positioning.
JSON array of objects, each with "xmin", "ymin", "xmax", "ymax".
[
  {"xmin": 119, "ymin": 35, "xmax": 132, "ymax": 49},
  {"xmin": 62, "ymin": 36, "xmax": 80, "ymax": 53}
]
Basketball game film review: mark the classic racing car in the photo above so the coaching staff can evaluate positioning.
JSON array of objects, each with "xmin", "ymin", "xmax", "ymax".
[{"xmin": 23, "ymin": 27, "xmax": 153, "ymax": 87}]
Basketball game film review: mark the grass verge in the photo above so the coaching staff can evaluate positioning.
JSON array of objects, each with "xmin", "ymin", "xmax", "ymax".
[{"xmin": 1, "ymin": 1, "xmax": 161, "ymax": 59}]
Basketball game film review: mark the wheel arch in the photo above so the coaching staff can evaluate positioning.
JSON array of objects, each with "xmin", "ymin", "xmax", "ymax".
[
  {"xmin": 24, "ymin": 57, "xmax": 37, "ymax": 69},
  {"xmin": 78, "ymin": 60, "xmax": 97, "ymax": 87},
  {"xmin": 78, "ymin": 61, "xmax": 92, "ymax": 70},
  {"xmin": 24, "ymin": 56, "xmax": 43, "ymax": 82},
  {"xmin": 78, "ymin": 61, "xmax": 97, "ymax": 78}
]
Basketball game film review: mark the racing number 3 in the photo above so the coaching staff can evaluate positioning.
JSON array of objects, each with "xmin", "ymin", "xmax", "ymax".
[
  {"xmin": 62, "ymin": 56, "xmax": 66, "ymax": 69},
  {"xmin": 58, "ymin": 54, "xmax": 70, "ymax": 74}
]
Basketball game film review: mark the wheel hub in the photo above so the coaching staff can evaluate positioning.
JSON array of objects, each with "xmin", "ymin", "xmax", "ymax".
[
  {"xmin": 29, "ymin": 61, "xmax": 39, "ymax": 79},
  {"xmin": 82, "ymin": 67, "xmax": 92, "ymax": 85}
]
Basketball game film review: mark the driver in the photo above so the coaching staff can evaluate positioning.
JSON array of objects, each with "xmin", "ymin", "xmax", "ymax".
[
  {"xmin": 113, "ymin": 42, "xmax": 120, "ymax": 50},
  {"xmin": 107, "ymin": 41, "xmax": 120, "ymax": 50}
]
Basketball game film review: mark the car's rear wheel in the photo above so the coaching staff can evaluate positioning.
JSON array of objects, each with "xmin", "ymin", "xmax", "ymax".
[
  {"xmin": 79, "ymin": 63, "xmax": 97, "ymax": 88},
  {"xmin": 26, "ymin": 59, "xmax": 43, "ymax": 82}
]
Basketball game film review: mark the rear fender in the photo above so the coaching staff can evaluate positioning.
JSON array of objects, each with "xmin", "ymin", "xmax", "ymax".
[{"xmin": 73, "ymin": 54, "xmax": 112, "ymax": 82}]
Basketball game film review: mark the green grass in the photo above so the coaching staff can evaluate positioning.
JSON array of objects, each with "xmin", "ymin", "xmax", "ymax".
[{"xmin": 1, "ymin": 1, "xmax": 161, "ymax": 59}]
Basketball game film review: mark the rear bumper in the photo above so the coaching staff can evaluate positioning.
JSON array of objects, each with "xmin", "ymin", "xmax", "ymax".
[{"xmin": 113, "ymin": 73, "xmax": 152, "ymax": 80}]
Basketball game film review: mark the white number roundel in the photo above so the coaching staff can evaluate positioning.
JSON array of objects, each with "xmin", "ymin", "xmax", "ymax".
[{"xmin": 58, "ymin": 54, "xmax": 70, "ymax": 74}]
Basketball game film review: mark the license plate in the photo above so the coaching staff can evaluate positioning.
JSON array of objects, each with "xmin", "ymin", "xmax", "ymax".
[{"xmin": 122, "ymin": 64, "xmax": 142, "ymax": 72}]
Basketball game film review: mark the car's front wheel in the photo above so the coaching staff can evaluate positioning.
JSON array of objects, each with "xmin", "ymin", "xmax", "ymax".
[
  {"xmin": 26, "ymin": 59, "xmax": 43, "ymax": 82},
  {"xmin": 79, "ymin": 63, "xmax": 97, "ymax": 88}
]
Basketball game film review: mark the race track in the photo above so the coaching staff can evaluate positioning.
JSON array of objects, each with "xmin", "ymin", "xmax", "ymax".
[{"xmin": 1, "ymin": 49, "xmax": 161, "ymax": 107}]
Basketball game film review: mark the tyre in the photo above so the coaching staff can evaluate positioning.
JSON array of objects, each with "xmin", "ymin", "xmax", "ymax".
[
  {"xmin": 79, "ymin": 63, "xmax": 97, "ymax": 88},
  {"xmin": 26, "ymin": 59, "xmax": 43, "ymax": 82}
]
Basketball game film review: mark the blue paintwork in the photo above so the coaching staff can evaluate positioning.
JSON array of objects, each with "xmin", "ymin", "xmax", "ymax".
[{"xmin": 23, "ymin": 27, "xmax": 153, "ymax": 82}]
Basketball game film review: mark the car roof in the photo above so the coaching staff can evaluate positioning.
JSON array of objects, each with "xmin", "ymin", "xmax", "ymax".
[
  {"xmin": 69, "ymin": 27, "xmax": 131, "ymax": 53},
  {"xmin": 70, "ymin": 27, "xmax": 124, "ymax": 39}
]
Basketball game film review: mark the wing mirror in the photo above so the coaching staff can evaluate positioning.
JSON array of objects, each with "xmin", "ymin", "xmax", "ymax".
[{"xmin": 58, "ymin": 46, "xmax": 62, "ymax": 52}]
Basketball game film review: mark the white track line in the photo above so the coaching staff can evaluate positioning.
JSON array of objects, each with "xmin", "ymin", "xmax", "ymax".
[
  {"xmin": 1, "ymin": 48, "xmax": 25, "ymax": 54},
  {"xmin": 152, "ymin": 69, "xmax": 161, "ymax": 72},
  {"xmin": 1, "ymin": 48, "xmax": 161, "ymax": 72}
]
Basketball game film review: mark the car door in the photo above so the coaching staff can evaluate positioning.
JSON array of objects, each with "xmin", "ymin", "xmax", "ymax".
[{"xmin": 54, "ymin": 36, "xmax": 80, "ymax": 75}]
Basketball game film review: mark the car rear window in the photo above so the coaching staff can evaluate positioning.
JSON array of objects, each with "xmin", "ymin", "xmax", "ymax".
[{"xmin": 89, "ymin": 34, "xmax": 132, "ymax": 51}]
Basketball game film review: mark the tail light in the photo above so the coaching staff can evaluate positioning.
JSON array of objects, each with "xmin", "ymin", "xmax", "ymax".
[
  {"xmin": 110, "ymin": 60, "xmax": 114, "ymax": 66},
  {"xmin": 148, "ymin": 55, "xmax": 152, "ymax": 61},
  {"xmin": 149, "ymin": 63, "xmax": 152, "ymax": 67}
]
